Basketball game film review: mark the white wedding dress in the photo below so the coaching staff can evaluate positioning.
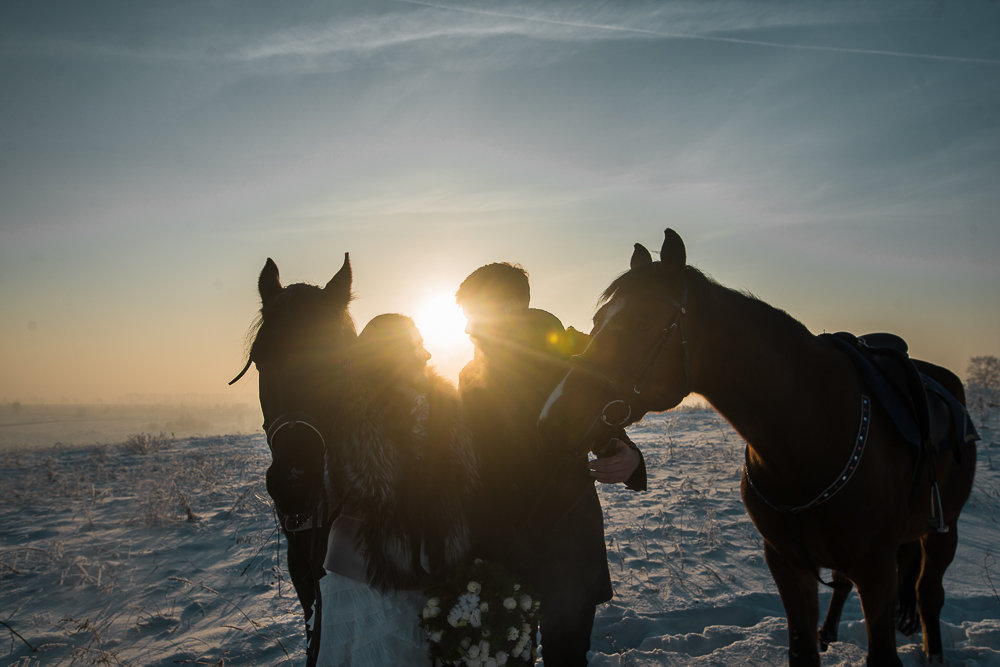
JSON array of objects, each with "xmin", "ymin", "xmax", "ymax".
[{"xmin": 314, "ymin": 571, "xmax": 427, "ymax": 666}]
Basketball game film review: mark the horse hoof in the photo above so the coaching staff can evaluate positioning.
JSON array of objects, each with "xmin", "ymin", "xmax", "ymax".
[
  {"xmin": 818, "ymin": 629, "xmax": 835, "ymax": 652},
  {"xmin": 895, "ymin": 601, "xmax": 919, "ymax": 636},
  {"xmin": 896, "ymin": 614, "xmax": 919, "ymax": 636}
]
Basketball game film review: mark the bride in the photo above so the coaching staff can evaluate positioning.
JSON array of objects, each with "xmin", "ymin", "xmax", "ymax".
[{"xmin": 315, "ymin": 314, "xmax": 478, "ymax": 666}]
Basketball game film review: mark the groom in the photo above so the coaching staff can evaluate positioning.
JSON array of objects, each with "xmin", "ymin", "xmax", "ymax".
[{"xmin": 456, "ymin": 262, "xmax": 646, "ymax": 666}]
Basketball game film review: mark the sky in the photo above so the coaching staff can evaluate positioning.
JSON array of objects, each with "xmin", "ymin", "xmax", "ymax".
[{"xmin": 1, "ymin": 0, "xmax": 998, "ymax": 405}]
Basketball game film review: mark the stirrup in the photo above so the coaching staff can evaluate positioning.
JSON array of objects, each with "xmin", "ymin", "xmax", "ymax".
[{"xmin": 929, "ymin": 482, "xmax": 949, "ymax": 533}]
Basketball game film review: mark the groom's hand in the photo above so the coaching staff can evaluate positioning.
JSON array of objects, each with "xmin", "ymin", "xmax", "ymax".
[{"xmin": 587, "ymin": 438, "xmax": 640, "ymax": 484}]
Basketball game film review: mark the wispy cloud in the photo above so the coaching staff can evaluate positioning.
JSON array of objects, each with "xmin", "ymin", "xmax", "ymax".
[
  {"xmin": 396, "ymin": 0, "xmax": 1000, "ymax": 66},
  {"xmin": 232, "ymin": 16, "xmax": 517, "ymax": 62},
  {"xmin": 6, "ymin": 2, "xmax": 997, "ymax": 68}
]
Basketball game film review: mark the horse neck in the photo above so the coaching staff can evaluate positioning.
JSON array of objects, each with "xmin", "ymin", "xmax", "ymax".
[{"xmin": 686, "ymin": 276, "xmax": 853, "ymax": 459}]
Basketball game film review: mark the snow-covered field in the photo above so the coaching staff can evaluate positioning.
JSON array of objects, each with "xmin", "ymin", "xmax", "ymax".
[{"xmin": 2, "ymin": 407, "xmax": 998, "ymax": 666}]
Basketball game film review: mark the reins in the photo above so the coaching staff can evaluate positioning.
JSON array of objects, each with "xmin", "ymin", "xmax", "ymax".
[
  {"xmin": 264, "ymin": 411, "xmax": 332, "ymax": 667},
  {"xmin": 229, "ymin": 357, "xmax": 253, "ymax": 385}
]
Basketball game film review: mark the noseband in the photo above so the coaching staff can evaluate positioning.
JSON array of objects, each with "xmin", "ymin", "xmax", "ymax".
[{"xmin": 265, "ymin": 412, "xmax": 327, "ymax": 453}]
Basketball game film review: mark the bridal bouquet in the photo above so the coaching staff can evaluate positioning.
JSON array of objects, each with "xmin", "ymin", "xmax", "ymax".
[{"xmin": 420, "ymin": 558, "xmax": 540, "ymax": 666}]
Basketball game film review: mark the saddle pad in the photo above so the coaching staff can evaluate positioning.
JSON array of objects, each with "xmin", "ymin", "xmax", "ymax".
[{"xmin": 824, "ymin": 333, "xmax": 978, "ymax": 453}]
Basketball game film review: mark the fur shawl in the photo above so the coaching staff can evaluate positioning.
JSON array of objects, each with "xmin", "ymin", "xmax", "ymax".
[{"xmin": 330, "ymin": 370, "xmax": 479, "ymax": 590}]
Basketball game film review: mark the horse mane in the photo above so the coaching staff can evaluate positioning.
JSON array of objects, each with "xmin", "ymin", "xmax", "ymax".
[
  {"xmin": 599, "ymin": 263, "xmax": 812, "ymax": 339},
  {"xmin": 242, "ymin": 313, "xmax": 264, "ymax": 364},
  {"xmin": 598, "ymin": 262, "xmax": 699, "ymax": 307}
]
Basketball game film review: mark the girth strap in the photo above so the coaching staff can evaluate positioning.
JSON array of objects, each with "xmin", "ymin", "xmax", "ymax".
[
  {"xmin": 743, "ymin": 394, "xmax": 872, "ymax": 587},
  {"xmin": 744, "ymin": 395, "xmax": 871, "ymax": 513}
]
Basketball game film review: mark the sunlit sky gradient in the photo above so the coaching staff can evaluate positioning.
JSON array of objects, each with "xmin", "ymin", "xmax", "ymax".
[{"xmin": 2, "ymin": 1, "xmax": 998, "ymax": 405}]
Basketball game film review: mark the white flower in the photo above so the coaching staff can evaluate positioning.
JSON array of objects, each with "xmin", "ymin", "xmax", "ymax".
[
  {"xmin": 479, "ymin": 601, "xmax": 489, "ymax": 613},
  {"xmin": 478, "ymin": 640, "xmax": 490, "ymax": 655},
  {"xmin": 484, "ymin": 659, "xmax": 498, "ymax": 667},
  {"xmin": 460, "ymin": 637, "xmax": 472, "ymax": 649},
  {"xmin": 469, "ymin": 609, "xmax": 482, "ymax": 627},
  {"xmin": 430, "ymin": 630, "xmax": 443, "ymax": 643},
  {"xmin": 467, "ymin": 645, "xmax": 481, "ymax": 658},
  {"xmin": 465, "ymin": 658, "xmax": 481, "ymax": 667},
  {"xmin": 506, "ymin": 627, "xmax": 519, "ymax": 641},
  {"xmin": 502, "ymin": 597, "xmax": 517, "ymax": 611},
  {"xmin": 467, "ymin": 580, "xmax": 482, "ymax": 594},
  {"xmin": 518, "ymin": 595, "xmax": 532, "ymax": 612},
  {"xmin": 427, "ymin": 596, "xmax": 440, "ymax": 608},
  {"xmin": 495, "ymin": 651, "xmax": 508, "ymax": 666}
]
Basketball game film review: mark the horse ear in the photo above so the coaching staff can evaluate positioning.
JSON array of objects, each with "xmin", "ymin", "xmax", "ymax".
[
  {"xmin": 660, "ymin": 228, "xmax": 686, "ymax": 274},
  {"xmin": 258, "ymin": 258, "xmax": 282, "ymax": 304},
  {"xmin": 324, "ymin": 252, "xmax": 352, "ymax": 303},
  {"xmin": 631, "ymin": 243, "xmax": 653, "ymax": 269}
]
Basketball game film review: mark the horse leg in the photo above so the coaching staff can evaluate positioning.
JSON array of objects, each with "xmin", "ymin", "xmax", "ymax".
[
  {"xmin": 917, "ymin": 525, "xmax": 959, "ymax": 661},
  {"xmin": 764, "ymin": 542, "xmax": 820, "ymax": 666},
  {"xmin": 895, "ymin": 541, "xmax": 921, "ymax": 636},
  {"xmin": 818, "ymin": 571, "xmax": 853, "ymax": 651},
  {"xmin": 854, "ymin": 556, "xmax": 903, "ymax": 667}
]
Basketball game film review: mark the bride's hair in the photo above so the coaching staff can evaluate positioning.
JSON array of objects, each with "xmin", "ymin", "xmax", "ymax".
[{"xmin": 355, "ymin": 314, "xmax": 424, "ymax": 386}]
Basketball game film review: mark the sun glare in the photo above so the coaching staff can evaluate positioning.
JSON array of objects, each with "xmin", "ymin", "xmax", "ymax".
[{"xmin": 413, "ymin": 292, "xmax": 474, "ymax": 382}]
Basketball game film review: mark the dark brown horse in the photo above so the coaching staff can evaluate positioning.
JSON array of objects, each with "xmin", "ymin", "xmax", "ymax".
[
  {"xmin": 230, "ymin": 254, "xmax": 356, "ymax": 654},
  {"xmin": 538, "ymin": 229, "xmax": 977, "ymax": 666}
]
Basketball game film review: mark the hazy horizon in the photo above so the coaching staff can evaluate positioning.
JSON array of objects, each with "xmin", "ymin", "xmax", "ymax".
[{"xmin": 2, "ymin": 1, "xmax": 998, "ymax": 404}]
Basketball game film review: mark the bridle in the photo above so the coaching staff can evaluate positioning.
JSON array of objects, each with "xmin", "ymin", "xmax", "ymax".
[
  {"xmin": 627, "ymin": 275, "xmax": 691, "ymax": 400},
  {"xmin": 230, "ymin": 350, "xmax": 334, "ymax": 531},
  {"xmin": 266, "ymin": 412, "xmax": 327, "ymax": 455},
  {"xmin": 568, "ymin": 272, "xmax": 692, "ymax": 454}
]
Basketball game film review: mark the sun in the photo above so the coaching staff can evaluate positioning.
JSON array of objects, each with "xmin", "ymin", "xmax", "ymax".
[{"xmin": 413, "ymin": 291, "xmax": 474, "ymax": 382}]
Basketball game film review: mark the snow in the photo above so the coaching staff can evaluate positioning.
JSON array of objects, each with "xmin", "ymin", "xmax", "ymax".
[{"xmin": 2, "ymin": 406, "xmax": 998, "ymax": 666}]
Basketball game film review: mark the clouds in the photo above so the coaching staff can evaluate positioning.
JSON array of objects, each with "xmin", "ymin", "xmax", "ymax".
[
  {"xmin": 1, "ymin": 0, "xmax": 998, "ymax": 401},
  {"xmin": 5, "ymin": 1, "xmax": 999, "ymax": 70}
]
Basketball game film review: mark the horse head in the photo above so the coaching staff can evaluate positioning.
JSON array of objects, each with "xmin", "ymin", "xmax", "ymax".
[
  {"xmin": 538, "ymin": 229, "xmax": 694, "ymax": 454},
  {"xmin": 234, "ymin": 253, "xmax": 357, "ymax": 517}
]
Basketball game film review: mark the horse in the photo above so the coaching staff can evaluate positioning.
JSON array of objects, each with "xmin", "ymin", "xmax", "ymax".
[
  {"xmin": 537, "ymin": 229, "xmax": 977, "ymax": 666},
  {"xmin": 230, "ymin": 254, "xmax": 356, "ymax": 655}
]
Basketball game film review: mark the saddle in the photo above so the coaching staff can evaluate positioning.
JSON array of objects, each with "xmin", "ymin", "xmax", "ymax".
[{"xmin": 824, "ymin": 332, "xmax": 977, "ymax": 456}]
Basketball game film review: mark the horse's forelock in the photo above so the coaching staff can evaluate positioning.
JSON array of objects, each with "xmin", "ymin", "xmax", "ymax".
[
  {"xmin": 248, "ymin": 281, "xmax": 355, "ymax": 366},
  {"xmin": 598, "ymin": 263, "xmax": 670, "ymax": 308}
]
